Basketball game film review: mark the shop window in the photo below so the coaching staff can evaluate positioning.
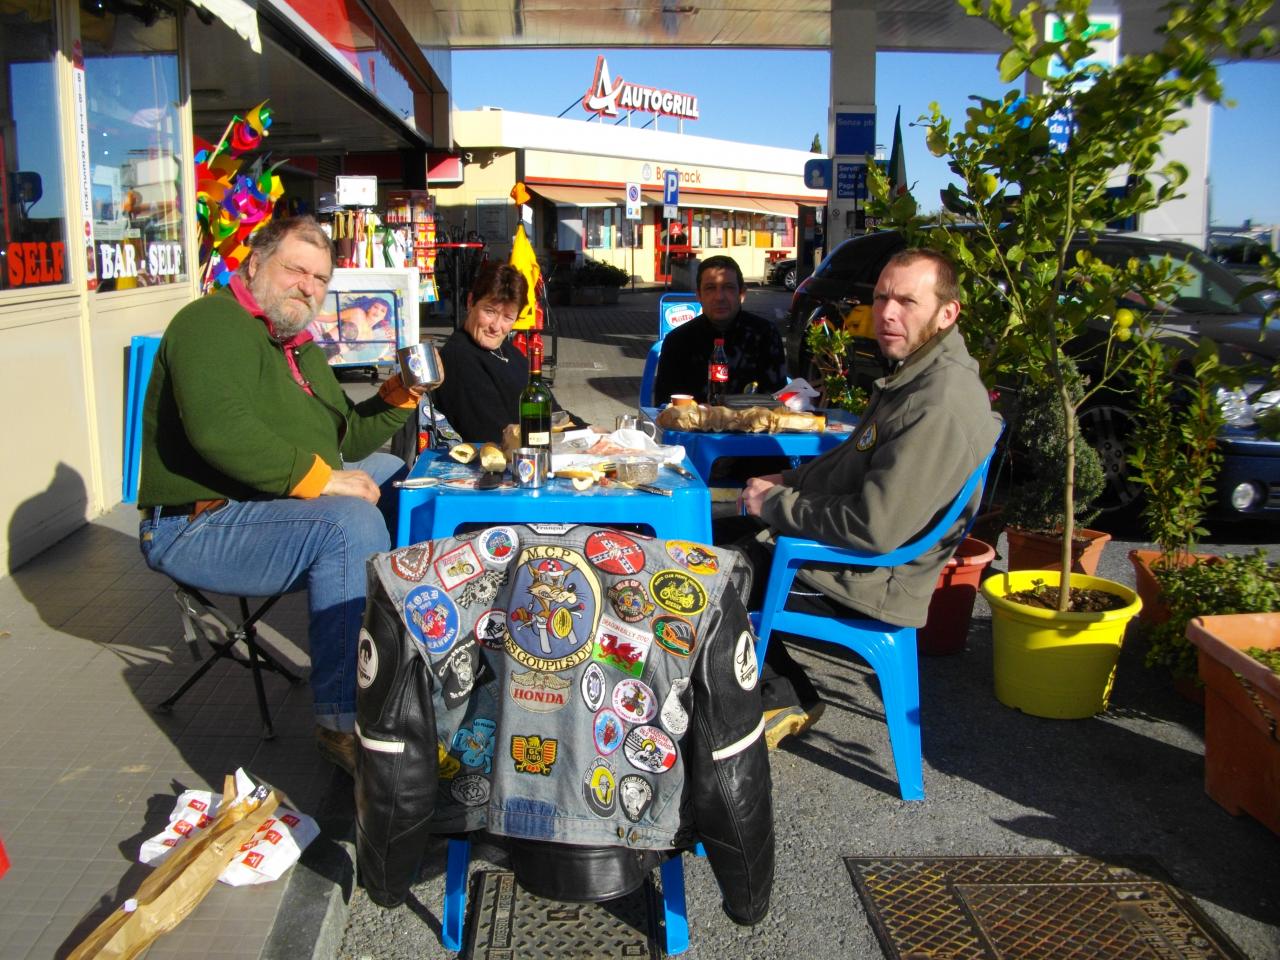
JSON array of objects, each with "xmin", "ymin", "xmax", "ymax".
[
  {"xmin": 1, "ymin": 0, "xmax": 70, "ymax": 292},
  {"xmin": 585, "ymin": 207, "xmax": 616, "ymax": 249},
  {"xmin": 83, "ymin": 0, "xmax": 186, "ymax": 291},
  {"xmin": 732, "ymin": 212, "xmax": 750, "ymax": 246},
  {"xmin": 617, "ymin": 211, "xmax": 641, "ymax": 248},
  {"xmin": 707, "ymin": 211, "xmax": 727, "ymax": 248},
  {"xmin": 691, "ymin": 212, "xmax": 711, "ymax": 248}
]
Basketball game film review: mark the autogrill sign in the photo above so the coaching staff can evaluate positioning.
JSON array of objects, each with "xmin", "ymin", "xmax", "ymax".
[{"xmin": 582, "ymin": 55, "xmax": 700, "ymax": 121}]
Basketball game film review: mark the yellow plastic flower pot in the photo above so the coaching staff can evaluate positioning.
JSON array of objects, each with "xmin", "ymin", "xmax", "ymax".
[{"xmin": 981, "ymin": 570, "xmax": 1142, "ymax": 719}]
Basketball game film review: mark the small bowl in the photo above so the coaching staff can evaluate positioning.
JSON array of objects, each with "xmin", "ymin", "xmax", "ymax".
[{"xmin": 614, "ymin": 456, "xmax": 659, "ymax": 485}]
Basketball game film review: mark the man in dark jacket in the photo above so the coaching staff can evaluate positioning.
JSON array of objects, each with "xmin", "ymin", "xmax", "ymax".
[
  {"xmin": 652, "ymin": 255, "xmax": 788, "ymax": 404},
  {"xmin": 137, "ymin": 217, "xmax": 421, "ymax": 773},
  {"xmin": 736, "ymin": 249, "xmax": 1001, "ymax": 746}
]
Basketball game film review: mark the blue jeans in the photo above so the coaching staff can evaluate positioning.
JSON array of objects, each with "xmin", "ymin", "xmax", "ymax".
[{"xmin": 138, "ymin": 453, "xmax": 407, "ymax": 731}]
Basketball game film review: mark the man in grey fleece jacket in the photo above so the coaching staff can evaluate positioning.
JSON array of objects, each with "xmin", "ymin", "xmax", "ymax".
[{"xmin": 736, "ymin": 248, "xmax": 1001, "ymax": 747}]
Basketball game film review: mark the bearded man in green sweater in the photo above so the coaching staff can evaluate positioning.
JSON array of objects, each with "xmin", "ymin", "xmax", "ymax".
[{"xmin": 136, "ymin": 216, "xmax": 422, "ymax": 774}]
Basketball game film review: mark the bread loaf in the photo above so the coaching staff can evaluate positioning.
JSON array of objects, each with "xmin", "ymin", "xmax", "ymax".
[
  {"xmin": 657, "ymin": 403, "xmax": 827, "ymax": 433},
  {"xmin": 449, "ymin": 442, "xmax": 477, "ymax": 464},
  {"xmin": 478, "ymin": 443, "xmax": 508, "ymax": 473}
]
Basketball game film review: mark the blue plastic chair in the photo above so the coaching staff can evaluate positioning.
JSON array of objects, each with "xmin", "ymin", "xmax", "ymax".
[
  {"xmin": 753, "ymin": 433, "xmax": 1001, "ymax": 801},
  {"xmin": 639, "ymin": 341, "xmax": 663, "ymax": 409},
  {"xmin": 123, "ymin": 334, "xmax": 163, "ymax": 503},
  {"xmin": 122, "ymin": 333, "xmax": 301, "ymax": 736},
  {"xmin": 658, "ymin": 292, "xmax": 702, "ymax": 340},
  {"xmin": 442, "ymin": 837, "xmax": 698, "ymax": 954}
]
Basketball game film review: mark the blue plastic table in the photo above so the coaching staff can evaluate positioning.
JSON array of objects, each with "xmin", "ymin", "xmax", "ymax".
[
  {"xmin": 396, "ymin": 452, "xmax": 712, "ymax": 546},
  {"xmin": 641, "ymin": 406, "xmax": 858, "ymax": 483}
]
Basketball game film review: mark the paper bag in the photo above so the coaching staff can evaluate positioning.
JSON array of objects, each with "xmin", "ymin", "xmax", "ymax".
[{"xmin": 68, "ymin": 774, "xmax": 279, "ymax": 960}]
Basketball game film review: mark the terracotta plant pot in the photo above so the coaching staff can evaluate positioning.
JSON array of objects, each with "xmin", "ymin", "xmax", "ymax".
[
  {"xmin": 1186, "ymin": 613, "xmax": 1280, "ymax": 836},
  {"xmin": 1005, "ymin": 526, "xmax": 1111, "ymax": 575},
  {"xmin": 1128, "ymin": 548, "xmax": 1220, "ymax": 625},
  {"xmin": 968, "ymin": 508, "xmax": 1005, "ymax": 552},
  {"xmin": 917, "ymin": 537, "xmax": 997, "ymax": 656}
]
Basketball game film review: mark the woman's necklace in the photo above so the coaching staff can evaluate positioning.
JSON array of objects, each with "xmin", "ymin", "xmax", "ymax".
[{"xmin": 488, "ymin": 347, "xmax": 508, "ymax": 363}]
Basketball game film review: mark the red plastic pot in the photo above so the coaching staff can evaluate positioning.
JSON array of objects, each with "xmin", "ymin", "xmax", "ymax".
[{"xmin": 918, "ymin": 537, "xmax": 997, "ymax": 656}]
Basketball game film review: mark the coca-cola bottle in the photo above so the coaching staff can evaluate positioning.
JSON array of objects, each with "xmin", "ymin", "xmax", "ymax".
[{"xmin": 707, "ymin": 338, "xmax": 729, "ymax": 405}]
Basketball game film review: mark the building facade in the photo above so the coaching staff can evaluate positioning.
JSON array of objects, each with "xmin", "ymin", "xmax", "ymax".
[{"xmin": 435, "ymin": 109, "xmax": 827, "ymax": 283}]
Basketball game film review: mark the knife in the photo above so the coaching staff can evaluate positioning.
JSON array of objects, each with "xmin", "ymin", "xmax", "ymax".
[
  {"xmin": 631, "ymin": 482, "xmax": 673, "ymax": 497},
  {"xmin": 664, "ymin": 462, "xmax": 696, "ymax": 480}
]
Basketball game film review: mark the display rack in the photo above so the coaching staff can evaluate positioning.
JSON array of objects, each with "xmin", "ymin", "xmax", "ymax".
[{"xmin": 386, "ymin": 190, "xmax": 439, "ymax": 304}]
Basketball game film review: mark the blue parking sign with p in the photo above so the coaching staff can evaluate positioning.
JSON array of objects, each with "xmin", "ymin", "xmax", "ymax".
[{"xmin": 664, "ymin": 170, "xmax": 679, "ymax": 206}]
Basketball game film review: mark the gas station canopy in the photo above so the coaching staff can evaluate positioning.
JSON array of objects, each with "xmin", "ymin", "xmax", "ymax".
[{"xmin": 382, "ymin": 0, "xmax": 1280, "ymax": 57}]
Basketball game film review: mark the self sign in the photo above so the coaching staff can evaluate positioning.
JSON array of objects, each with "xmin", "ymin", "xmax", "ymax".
[{"xmin": 6, "ymin": 241, "xmax": 66, "ymax": 287}]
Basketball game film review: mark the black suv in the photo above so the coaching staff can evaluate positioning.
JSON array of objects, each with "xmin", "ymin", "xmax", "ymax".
[{"xmin": 785, "ymin": 230, "xmax": 1280, "ymax": 515}]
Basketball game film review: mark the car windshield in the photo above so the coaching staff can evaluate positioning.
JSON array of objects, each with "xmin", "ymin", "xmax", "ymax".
[
  {"xmin": 1090, "ymin": 238, "xmax": 1268, "ymax": 316},
  {"xmin": 1145, "ymin": 244, "xmax": 1267, "ymax": 316}
]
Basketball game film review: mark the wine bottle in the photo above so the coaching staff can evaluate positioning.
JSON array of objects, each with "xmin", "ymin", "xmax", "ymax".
[
  {"xmin": 707, "ymin": 338, "xmax": 729, "ymax": 406},
  {"xmin": 519, "ymin": 337, "xmax": 552, "ymax": 449}
]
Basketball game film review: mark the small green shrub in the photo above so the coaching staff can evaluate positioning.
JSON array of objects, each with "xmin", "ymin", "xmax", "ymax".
[
  {"xmin": 574, "ymin": 258, "xmax": 630, "ymax": 288},
  {"xmin": 804, "ymin": 320, "xmax": 869, "ymax": 414},
  {"xmin": 1002, "ymin": 372, "xmax": 1104, "ymax": 534},
  {"xmin": 1147, "ymin": 550, "xmax": 1280, "ymax": 680}
]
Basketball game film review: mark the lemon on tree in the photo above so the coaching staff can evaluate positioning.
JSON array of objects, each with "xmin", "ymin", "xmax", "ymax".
[{"xmin": 1113, "ymin": 307, "xmax": 1135, "ymax": 341}]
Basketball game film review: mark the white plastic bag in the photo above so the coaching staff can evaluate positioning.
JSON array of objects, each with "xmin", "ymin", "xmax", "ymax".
[
  {"xmin": 774, "ymin": 378, "xmax": 821, "ymax": 412},
  {"xmin": 551, "ymin": 428, "xmax": 685, "ymax": 473},
  {"xmin": 138, "ymin": 768, "xmax": 318, "ymax": 886}
]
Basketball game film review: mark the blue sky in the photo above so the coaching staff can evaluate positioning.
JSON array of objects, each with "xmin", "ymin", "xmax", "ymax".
[{"xmin": 452, "ymin": 48, "xmax": 1280, "ymax": 229}]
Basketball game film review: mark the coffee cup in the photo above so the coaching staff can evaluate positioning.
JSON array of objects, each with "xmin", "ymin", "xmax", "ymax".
[
  {"xmin": 670, "ymin": 394, "xmax": 695, "ymax": 407},
  {"xmin": 512, "ymin": 447, "xmax": 549, "ymax": 488}
]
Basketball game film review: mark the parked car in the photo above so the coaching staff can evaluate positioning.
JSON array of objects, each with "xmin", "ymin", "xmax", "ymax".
[
  {"xmin": 766, "ymin": 257, "xmax": 798, "ymax": 291},
  {"xmin": 785, "ymin": 229, "xmax": 1280, "ymax": 516},
  {"xmin": 1208, "ymin": 231, "xmax": 1277, "ymax": 309}
]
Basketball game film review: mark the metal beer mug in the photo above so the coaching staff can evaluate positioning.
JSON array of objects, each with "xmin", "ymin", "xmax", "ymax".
[
  {"xmin": 397, "ymin": 339, "xmax": 445, "ymax": 390},
  {"xmin": 512, "ymin": 447, "xmax": 549, "ymax": 488}
]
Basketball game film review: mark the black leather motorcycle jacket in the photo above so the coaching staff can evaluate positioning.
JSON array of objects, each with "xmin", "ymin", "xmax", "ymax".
[{"xmin": 353, "ymin": 524, "xmax": 774, "ymax": 925}]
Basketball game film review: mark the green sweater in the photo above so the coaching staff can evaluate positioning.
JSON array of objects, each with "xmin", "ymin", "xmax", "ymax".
[{"xmin": 138, "ymin": 288, "xmax": 415, "ymax": 506}]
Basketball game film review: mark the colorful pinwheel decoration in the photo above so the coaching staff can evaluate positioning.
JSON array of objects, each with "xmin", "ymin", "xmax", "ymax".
[{"xmin": 194, "ymin": 101, "xmax": 286, "ymax": 291}]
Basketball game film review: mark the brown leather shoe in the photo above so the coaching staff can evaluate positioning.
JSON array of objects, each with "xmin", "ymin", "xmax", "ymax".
[
  {"xmin": 315, "ymin": 726, "xmax": 357, "ymax": 776},
  {"xmin": 763, "ymin": 702, "xmax": 826, "ymax": 750}
]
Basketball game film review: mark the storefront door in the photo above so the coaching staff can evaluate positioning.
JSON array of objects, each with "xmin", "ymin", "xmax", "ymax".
[{"xmin": 653, "ymin": 208, "xmax": 692, "ymax": 283}]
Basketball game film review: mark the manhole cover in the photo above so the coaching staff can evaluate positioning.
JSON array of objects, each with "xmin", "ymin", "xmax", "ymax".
[
  {"xmin": 465, "ymin": 870, "xmax": 659, "ymax": 959},
  {"xmin": 845, "ymin": 856, "xmax": 1247, "ymax": 960}
]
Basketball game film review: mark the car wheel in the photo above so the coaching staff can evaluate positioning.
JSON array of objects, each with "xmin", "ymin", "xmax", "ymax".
[
  {"xmin": 1078, "ymin": 403, "xmax": 1143, "ymax": 513},
  {"xmin": 784, "ymin": 267, "xmax": 797, "ymax": 291}
]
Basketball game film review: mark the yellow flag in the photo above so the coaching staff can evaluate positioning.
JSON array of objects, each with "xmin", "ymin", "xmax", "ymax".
[{"xmin": 509, "ymin": 223, "xmax": 542, "ymax": 331}]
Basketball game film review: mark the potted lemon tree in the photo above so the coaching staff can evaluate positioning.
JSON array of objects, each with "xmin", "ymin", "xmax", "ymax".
[{"xmin": 867, "ymin": 0, "xmax": 1276, "ymax": 716}]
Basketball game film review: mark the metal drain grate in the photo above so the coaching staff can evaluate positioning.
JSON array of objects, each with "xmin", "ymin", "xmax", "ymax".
[
  {"xmin": 465, "ymin": 870, "xmax": 659, "ymax": 960},
  {"xmin": 845, "ymin": 856, "xmax": 1248, "ymax": 960}
]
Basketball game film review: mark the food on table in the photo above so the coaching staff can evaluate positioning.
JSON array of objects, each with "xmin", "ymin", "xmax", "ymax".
[
  {"xmin": 656, "ymin": 404, "xmax": 827, "ymax": 434},
  {"xmin": 478, "ymin": 443, "xmax": 507, "ymax": 473},
  {"xmin": 449, "ymin": 443, "xmax": 477, "ymax": 464}
]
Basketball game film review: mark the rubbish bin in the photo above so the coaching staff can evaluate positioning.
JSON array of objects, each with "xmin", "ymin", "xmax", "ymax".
[{"xmin": 670, "ymin": 255, "xmax": 700, "ymax": 293}]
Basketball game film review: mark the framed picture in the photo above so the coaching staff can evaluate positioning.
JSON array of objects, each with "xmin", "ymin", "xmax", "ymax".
[{"xmin": 307, "ymin": 267, "xmax": 419, "ymax": 367}]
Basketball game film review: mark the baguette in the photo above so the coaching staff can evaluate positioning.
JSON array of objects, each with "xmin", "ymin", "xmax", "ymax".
[
  {"xmin": 478, "ymin": 443, "xmax": 507, "ymax": 473},
  {"xmin": 449, "ymin": 442, "xmax": 477, "ymax": 464}
]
